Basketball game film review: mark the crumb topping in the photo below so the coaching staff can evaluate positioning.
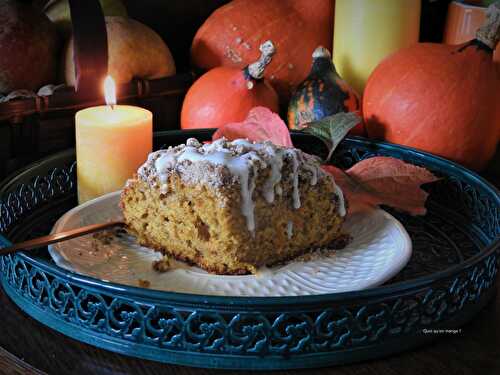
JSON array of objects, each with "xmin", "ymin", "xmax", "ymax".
[
  {"xmin": 134, "ymin": 138, "xmax": 345, "ymax": 231},
  {"xmin": 138, "ymin": 138, "xmax": 324, "ymax": 187}
]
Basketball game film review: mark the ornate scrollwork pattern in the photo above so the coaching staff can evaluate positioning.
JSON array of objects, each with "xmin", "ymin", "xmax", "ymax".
[
  {"xmin": 0, "ymin": 162, "xmax": 76, "ymax": 234},
  {"xmin": 0, "ymin": 251, "xmax": 497, "ymax": 355},
  {"xmin": 0, "ymin": 140, "xmax": 498, "ymax": 362}
]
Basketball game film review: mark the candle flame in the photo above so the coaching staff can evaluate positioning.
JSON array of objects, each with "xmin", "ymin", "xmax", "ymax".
[{"xmin": 104, "ymin": 75, "xmax": 116, "ymax": 107}]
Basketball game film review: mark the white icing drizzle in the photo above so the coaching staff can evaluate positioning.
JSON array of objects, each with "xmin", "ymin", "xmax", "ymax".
[
  {"xmin": 285, "ymin": 149, "xmax": 301, "ymax": 209},
  {"xmin": 331, "ymin": 176, "xmax": 346, "ymax": 217},
  {"xmin": 154, "ymin": 153, "xmax": 177, "ymax": 184},
  {"xmin": 275, "ymin": 184, "xmax": 283, "ymax": 196},
  {"xmin": 287, "ymin": 221, "xmax": 294, "ymax": 239},
  {"xmin": 335, "ymin": 184, "xmax": 346, "ymax": 217},
  {"xmin": 262, "ymin": 148, "xmax": 284, "ymax": 203},
  {"xmin": 136, "ymin": 137, "xmax": 346, "ymax": 231},
  {"xmin": 302, "ymin": 163, "xmax": 318, "ymax": 186},
  {"xmin": 236, "ymin": 153, "xmax": 257, "ymax": 232}
]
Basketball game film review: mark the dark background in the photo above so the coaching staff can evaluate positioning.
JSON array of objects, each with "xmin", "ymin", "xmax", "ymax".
[
  {"xmin": 123, "ymin": 0, "xmax": 452, "ymax": 72},
  {"xmin": 0, "ymin": 0, "xmax": 455, "ymax": 180}
]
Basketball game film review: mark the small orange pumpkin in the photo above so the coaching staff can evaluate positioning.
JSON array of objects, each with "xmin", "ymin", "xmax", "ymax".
[{"xmin": 181, "ymin": 41, "xmax": 279, "ymax": 129}]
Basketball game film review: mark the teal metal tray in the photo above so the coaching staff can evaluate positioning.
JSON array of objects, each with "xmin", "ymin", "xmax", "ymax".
[{"xmin": 0, "ymin": 130, "xmax": 498, "ymax": 370}]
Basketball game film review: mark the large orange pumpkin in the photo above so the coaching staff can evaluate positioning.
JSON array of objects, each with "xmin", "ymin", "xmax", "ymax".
[
  {"xmin": 190, "ymin": 0, "xmax": 334, "ymax": 103},
  {"xmin": 364, "ymin": 3, "xmax": 500, "ymax": 171}
]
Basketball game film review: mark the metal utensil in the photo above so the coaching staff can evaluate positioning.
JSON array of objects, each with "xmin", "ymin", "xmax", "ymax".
[{"xmin": 1, "ymin": 221, "xmax": 125, "ymax": 255}]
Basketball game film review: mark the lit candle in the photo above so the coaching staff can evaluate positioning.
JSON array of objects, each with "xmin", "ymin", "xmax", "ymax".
[{"xmin": 76, "ymin": 76, "xmax": 152, "ymax": 203}]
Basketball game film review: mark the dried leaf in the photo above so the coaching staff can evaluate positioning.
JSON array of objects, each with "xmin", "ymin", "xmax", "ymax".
[
  {"xmin": 37, "ymin": 84, "xmax": 66, "ymax": 97},
  {"xmin": 0, "ymin": 84, "xmax": 66, "ymax": 103},
  {"xmin": 322, "ymin": 157, "xmax": 439, "ymax": 215},
  {"xmin": 0, "ymin": 90, "xmax": 37, "ymax": 103},
  {"xmin": 212, "ymin": 106, "xmax": 293, "ymax": 147},
  {"xmin": 300, "ymin": 112, "xmax": 361, "ymax": 161}
]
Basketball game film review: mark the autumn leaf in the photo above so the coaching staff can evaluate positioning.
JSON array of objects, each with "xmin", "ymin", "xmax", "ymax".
[
  {"xmin": 299, "ymin": 112, "xmax": 361, "ymax": 162},
  {"xmin": 322, "ymin": 157, "xmax": 439, "ymax": 215},
  {"xmin": 212, "ymin": 106, "xmax": 293, "ymax": 147},
  {"xmin": 212, "ymin": 107, "xmax": 437, "ymax": 216}
]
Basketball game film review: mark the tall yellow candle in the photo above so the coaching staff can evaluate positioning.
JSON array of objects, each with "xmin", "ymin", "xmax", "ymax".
[
  {"xmin": 76, "ymin": 76, "xmax": 152, "ymax": 203},
  {"xmin": 333, "ymin": 0, "xmax": 421, "ymax": 94}
]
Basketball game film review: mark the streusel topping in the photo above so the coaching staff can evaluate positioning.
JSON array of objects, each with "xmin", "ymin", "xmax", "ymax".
[{"xmin": 136, "ymin": 138, "xmax": 345, "ymax": 231}]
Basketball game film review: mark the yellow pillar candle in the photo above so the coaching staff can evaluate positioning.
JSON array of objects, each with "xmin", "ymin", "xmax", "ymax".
[
  {"xmin": 76, "ymin": 77, "xmax": 152, "ymax": 203},
  {"xmin": 333, "ymin": 0, "xmax": 421, "ymax": 94}
]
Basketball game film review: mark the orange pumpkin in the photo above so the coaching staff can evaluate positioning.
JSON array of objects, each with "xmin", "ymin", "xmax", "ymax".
[
  {"xmin": 181, "ymin": 41, "xmax": 279, "ymax": 129},
  {"xmin": 364, "ymin": 3, "xmax": 500, "ymax": 171},
  {"xmin": 190, "ymin": 0, "xmax": 334, "ymax": 103}
]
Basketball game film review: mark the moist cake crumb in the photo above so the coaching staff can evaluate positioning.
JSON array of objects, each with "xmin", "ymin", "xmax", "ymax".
[
  {"xmin": 138, "ymin": 279, "xmax": 151, "ymax": 288},
  {"xmin": 92, "ymin": 230, "xmax": 114, "ymax": 245},
  {"xmin": 152, "ymin": 256, "xmax": 173, "ymax": 273},
  {"xmin": 121, "ymin": 138, "xmax": 347, "ymax": 275}
]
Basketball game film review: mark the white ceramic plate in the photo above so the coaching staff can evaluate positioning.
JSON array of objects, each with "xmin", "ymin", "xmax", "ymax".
[{"xmin": 48, "ymin": 191, "xmax": 412, "ymax": 297}]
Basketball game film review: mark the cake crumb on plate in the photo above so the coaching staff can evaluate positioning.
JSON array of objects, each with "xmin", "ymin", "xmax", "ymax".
[{"xmin": 138, "ymin": 279, "xmax": 151, "ymax": 288}]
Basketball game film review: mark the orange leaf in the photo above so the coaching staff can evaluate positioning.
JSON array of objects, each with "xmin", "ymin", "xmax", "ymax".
[
  {"xmin": 212, "ymin": 107, "xmax": 293, "ymax": 147},
  {"xmin": 322, "ymin": 157, "xmax": 439, "ymax": 215}
]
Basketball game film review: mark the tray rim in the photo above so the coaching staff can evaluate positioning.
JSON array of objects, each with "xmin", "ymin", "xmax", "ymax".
[
  {"xmin": 1, "ymin": 131, "xmax": 499, "ymax": 308},
  {"xmin": 1, "ymin": 274, "xmax": 496, "ymax": 370}
]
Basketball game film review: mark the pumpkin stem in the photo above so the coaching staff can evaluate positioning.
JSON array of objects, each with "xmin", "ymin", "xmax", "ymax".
[
  {"xmin": 312, "ymin": 46, "xmax": 331, "ymax": 60},
  {"xmin": 311, "ymin": 46, "xmax": 337, "ymax": 75},
  {"xmin": 246, "ymin": 40, "xmax": 276, "ymax": 82},
  {"xmin": 476, "ymin": 2, "xmax": 500, "ymax": 50}
]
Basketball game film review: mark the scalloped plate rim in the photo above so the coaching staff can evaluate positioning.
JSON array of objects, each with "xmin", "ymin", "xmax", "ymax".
[{"xmin": 48, "ymin": 191, "xmax": 413, "ymax": 297}]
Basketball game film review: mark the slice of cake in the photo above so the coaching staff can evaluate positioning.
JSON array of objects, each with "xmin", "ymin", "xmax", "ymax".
[{"xmin": 120, "ymin": 138, "xmax": 346, "ymax": 275}]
